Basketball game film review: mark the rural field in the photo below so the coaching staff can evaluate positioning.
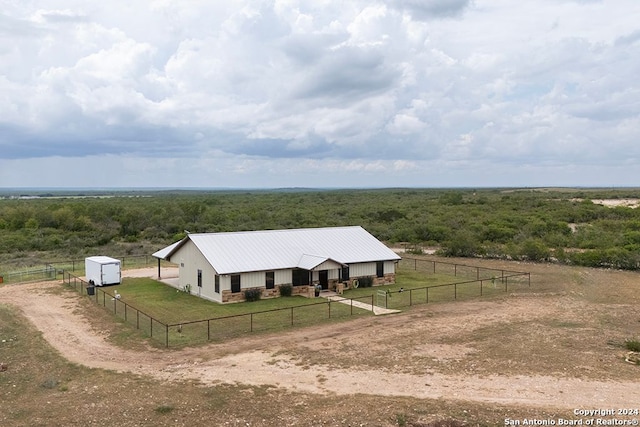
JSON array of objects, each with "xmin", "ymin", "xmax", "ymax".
[{"xmin": 2, "ymin": 254, "xmax": 640, "ymax": 426}]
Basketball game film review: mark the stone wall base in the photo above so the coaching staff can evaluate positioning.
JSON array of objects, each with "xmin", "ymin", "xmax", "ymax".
[
  {"xmin": 221, "ymin": 284, "xmax": 315, "ymax": 303},
  {"xmin": 219, "ymin": 274, "xmax": 395, "ymax": 303}
]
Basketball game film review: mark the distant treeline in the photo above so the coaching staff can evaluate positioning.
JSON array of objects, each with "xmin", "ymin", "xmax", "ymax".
[{"xmin": 1, "ymin": 188, "xmax": 640, "ymax": 270}]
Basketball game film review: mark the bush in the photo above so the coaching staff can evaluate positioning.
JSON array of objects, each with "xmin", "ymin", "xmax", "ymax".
[
  {"xmin": 625, "ymin": 339, "xmax": 640, "ymax": 352},
  {"xmin": 244, "ymin": 288, "xmax": 262, "ymax": 302},
  {"xmin": 279, "ymin": 283, "xmax": 293, "ymax": 297},
  {"xmin": 358, "ymin": 276, "xmax": 374, "ymax": 288},
  {"xmin": 155, "ymin": 405, "xmax": 174, "ymax": 414}
]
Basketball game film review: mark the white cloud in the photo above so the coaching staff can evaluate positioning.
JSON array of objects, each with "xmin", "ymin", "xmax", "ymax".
[{"xmin": 1, "ymin": 0, "xmax": 639, "ymax": 188}]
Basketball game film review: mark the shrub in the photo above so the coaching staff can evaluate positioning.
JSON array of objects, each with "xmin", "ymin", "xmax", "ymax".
[
  {"xmin": 244, "ymin": 288, "xmax": 262, "ymax": 302},
  {"xmin": 41, "ymin": 378, "xmax": 59, "ymax": 389},
  {"xmin": 359, "ymin": 276, "xmax": 374, "ymax": 288},
  {"xmin": 406, "ymin": 246, "xmax": 423, "ymax": 255},
  {"xmin": 625, "ymin": 339, "xmax": 640, "ymax": 352},
  {"xmin": 279, "ymin": 283, "xmax": 293, "ymax": 297},
  {"xmin": 155, "ymin": 405, "xmax": 174, "ymax": 414}
]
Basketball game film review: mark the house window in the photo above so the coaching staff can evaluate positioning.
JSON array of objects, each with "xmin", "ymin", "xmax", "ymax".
[
  {"xmin": 265, "ymin": 271, "xmax": 275, "ymax": 289},
  {"xmin": 214, "ymin": 275, "xmax": 220, "ymax": 293},
  {"xmin": 231, "ymin": 274, "xmax": 241, "ymax": 293},
  {"xmin": 340, "ymin": 266, "xmax": 349, "ymax": 281},
  {"xmin": 376, "ymin": 261, "xmax": 384, "ymax": 278},
  {"xmin": 292, "ymin": 268, "xmax": 309, "ymax": 286},
  {"xmin": 197, "ymin": 269, "xmax": 202, "ymax": 287}
]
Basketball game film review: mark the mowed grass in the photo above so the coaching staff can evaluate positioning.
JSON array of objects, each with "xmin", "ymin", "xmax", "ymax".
[
  {"xmin": 85, "ymin": 263, "xmax": 528, "ymax": 346},
  {"xmin": 98, "ymin": 278, "xmax": 372, "ymax": 346},
  {"xmin": 343, "ymin": 268, "xmax": 520, "ymax": 310},
  {"xmin": 108, "ymin": 278, "xmax": 344, "ymax": 322}
]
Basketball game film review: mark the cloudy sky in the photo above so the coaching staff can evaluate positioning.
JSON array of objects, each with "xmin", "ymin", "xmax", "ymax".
[{"xmin": 1, "ymin": 0, "xmax": 639, "ymax": 188}]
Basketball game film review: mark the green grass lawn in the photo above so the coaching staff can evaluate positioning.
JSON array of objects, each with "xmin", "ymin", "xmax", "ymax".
[
  {"xmin": 98, "ymin": 278, "xmax": 372, "ymax": 346},
  {"xmin": 342, "ymin": 269, "xmax": 514, "ymax": 309},
  {"xmin": 85, "ymin": 266, "xmax": 523, "ymax": 347},
  {"xmin": 109, "ymin": 278, "xmax": 343, "ymax": 323}
]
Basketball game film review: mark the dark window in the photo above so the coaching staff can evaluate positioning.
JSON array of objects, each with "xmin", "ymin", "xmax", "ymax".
[
  {"xmin": 266, "ymin": 271, "xmax": 275, "ymax": 289},
  {"xmin": 231, "ymin": 274, "xmax": 241, "ymax": 293},
  {"xmin": 292, "ymin": 268, "xmax": 310, "ymax": 286},
  {"xmin": 340, "ymin": 266, "xmax": 349, "ymax": 281},
  {"xmin": 214, "ymin": 275, "xmax": 220, "ymax": 293},
  {"xmin": 197, "ymin": 269, "xmax": 202, "ymax": 287},
  {"xmin": 376, "ymin": 261, "xmax": 384, "ymax": 278}
]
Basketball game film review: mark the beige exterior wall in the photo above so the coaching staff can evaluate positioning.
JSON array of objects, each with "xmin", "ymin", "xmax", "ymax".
[
  {"xmin": 349, "ymin": 262, "xmax": 377, "ymax": 277},
  {"xmin": 170, "ymin": 241, "xmax": 221, "ymax": 303},
  {"xmin": 344, "ymin": 260, "xmax": 397, "ymax": 287},
  {"xmin": 170, "ymin": 240, "xmax": 398, "ymax": 303}
]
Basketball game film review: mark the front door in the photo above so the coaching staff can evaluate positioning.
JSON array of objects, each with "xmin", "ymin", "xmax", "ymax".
[{"xmin": 319, "ymin": 270, "xmax": 329, "ymax": 290}]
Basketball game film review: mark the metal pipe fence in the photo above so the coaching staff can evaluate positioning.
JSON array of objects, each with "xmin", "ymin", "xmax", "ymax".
[
  {"xmin": 0, "ymin": 265, "xmax": 56, "ymax": 284},
  {"xmin": 62, "ymin": 271, "xmax": 169, "ymax": 346},
  {"xmin": 165, "ymin": 294, "xmax": 375, "ymax": 347},
  {"xmin": 60, "ymin": 269, "xmax": 375, "ymax": 347},
  {"xmin": 57, "ymin": 256, "xmax": 530, "ymax": 348},
  {"xmin": 0, "ymin": 255, "xmax": 170, "ymax": 285},
  {"xmin": 398, "ymin": 256, "xmax": 529, "ymax": 283},
  {"xmin": 384, "ymin": 257, "xmax": 530, "ymax": 310},
  {"xmin": 47, "ymin": 255, "xmax": 171, "ymax": 273}
]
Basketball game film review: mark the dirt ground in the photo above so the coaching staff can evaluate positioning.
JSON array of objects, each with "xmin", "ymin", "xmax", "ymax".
[{"xmin": 2, "ymin": 259, "xmax": 640, "ymax": 425}]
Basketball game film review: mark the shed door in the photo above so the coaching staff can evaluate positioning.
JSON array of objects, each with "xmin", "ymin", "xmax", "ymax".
[{"xmin": 319, "ymin": 270, "xmax": 328, "ymax": 290}]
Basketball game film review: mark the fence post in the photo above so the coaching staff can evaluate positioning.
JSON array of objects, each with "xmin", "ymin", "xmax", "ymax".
[
  {"xmin": 409, "ymin": 289, "xmax": 412, "ymax": 306},
  {"xmin": 480, "ymin": 280, "xmax": 483, "ymax": 296},
  {"xmin": 137, "ymin": 311, "xmax": 139, "ymax": 329},
  {"xmin": 207, "ymin": 320, "xmax": 210, "ymax": 341},
  {"xmin": 328, "ymin": 300, "xmax": 331, "ymax": 319},
  {"xmin": 505, "ymin": 276, "xmax": 508, "ymax": 292},
  {"xmin": 250, "ymin": 313, "xmax": 253, "ymax": 332},
  {"xmin": 414, "ymin": 258, "xmax": 417, "ymax": 270},
  {"xmin": 350, "ymin": 299, "xmax": 353, "ymax": 315},
  {"xmin": 166, "ymin": 324, "xmax": 169, "ymax": 348},
  {"xmin": 454, "ymin": 283, "xmax": 457, "ymax": 299},
  {"xmin": 426, "ymin": 287, "xmax": 429, "ymax": 303},
  {"xmin": 454, "ymin": 265, "xmax": 457, "ymax": 277}
]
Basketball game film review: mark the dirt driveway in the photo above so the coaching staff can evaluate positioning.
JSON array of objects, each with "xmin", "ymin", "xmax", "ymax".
[{"xmin": 2, "ymin": 263, "xmax": 640, "ymax": 412}]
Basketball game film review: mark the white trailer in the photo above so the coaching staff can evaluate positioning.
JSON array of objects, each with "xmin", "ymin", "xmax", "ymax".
[{"xmin": 85, "ymin": 256, "xmax": 121, "ymax": 286}]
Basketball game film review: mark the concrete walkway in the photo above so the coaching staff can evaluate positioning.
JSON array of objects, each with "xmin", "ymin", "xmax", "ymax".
[{"xmin": 324, "ymin": 293, "xmax": 401, "ymax": 315}]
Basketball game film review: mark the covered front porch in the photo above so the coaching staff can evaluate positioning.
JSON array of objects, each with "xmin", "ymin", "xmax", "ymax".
[{"xmin": 296, "ymin": 254, "xmax": 348, "ymax": 291}]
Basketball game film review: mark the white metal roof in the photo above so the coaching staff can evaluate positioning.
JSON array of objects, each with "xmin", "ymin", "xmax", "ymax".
[
  {"xmin": 152, "ymin": 240, "xmax": 181, "ymax": 260},
  {"xmin": 156, "ymin": 226, "xmax": 400, "ymax": 275},
  {"xmin": 85, "ymin": 256, "xmax": 120, "ymax": 264}
]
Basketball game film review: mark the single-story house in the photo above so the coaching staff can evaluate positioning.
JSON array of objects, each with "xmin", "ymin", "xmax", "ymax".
[{"xmin": 152, "ymin": 226, "xmax": 401, "ymax": 303}]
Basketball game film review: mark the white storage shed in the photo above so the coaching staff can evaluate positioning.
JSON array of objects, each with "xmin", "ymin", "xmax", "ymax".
[{"xmin": 85, "ymin": 256, "xmax": 121, "ymax": 286}]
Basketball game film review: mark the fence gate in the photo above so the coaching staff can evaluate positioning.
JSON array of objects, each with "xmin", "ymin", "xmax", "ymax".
[{"xmin": 376, "ymin": 290, "xmax": 387, "ymax": 309}]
